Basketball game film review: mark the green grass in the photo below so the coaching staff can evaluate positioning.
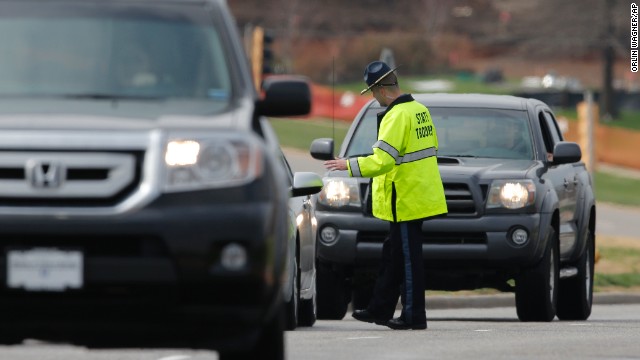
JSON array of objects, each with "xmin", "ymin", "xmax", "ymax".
[
  {"xmin": 593, "ymin": 246, "xmax": 640, "ymax": 291},
  {"xmin": 270, "ymin": 117, "xmax": 349, "ymax": 154},
  {"xmin": 335, "ymin": 74, "xmax": 517, "ymax": 95},
  {"xmin": 595, "ymin": 273, "xmax": 640, "ymax": 289},
  {"xmin": 600, "ymin": 110, "xmax": 640, "ymax": 131},
  {"xmin": 593, "ymin": 171, "xmax": 640, "ymax": 207}
]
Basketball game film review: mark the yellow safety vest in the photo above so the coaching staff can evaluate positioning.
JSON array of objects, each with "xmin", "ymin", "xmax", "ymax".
[{"xmin": 347, "ymin": 94, "xmax": 448, "ymax": 222}]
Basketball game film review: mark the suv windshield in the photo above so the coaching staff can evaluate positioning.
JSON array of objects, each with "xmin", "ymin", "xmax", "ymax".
[
  {"xmin": 345, "ymin": 106, "xmax": 534, "ymax": 160},
  {"xmin": 0, "ymin": 2, "xmax": 232, "ymax": 103}
]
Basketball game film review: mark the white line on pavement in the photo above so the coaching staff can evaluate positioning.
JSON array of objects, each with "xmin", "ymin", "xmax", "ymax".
[{"xmin": 157, "ymin": 355, "xmax": 192, "ymax": 360}]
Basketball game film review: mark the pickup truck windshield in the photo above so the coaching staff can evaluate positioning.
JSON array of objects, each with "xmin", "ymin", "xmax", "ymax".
[
  {"xmin": 0, "ymin": 2, "xmax": 231, "ymax": 103},
  {"xmin": 345, "ymin": 107, "xmax": 534, "ymax": 160}
]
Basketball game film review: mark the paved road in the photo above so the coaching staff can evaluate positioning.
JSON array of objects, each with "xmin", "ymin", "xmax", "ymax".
[
  {"xmin": 288, "ymin": 304, "xmax": 640, "ymax": 360},
  {"xmin": 3, "ymin": 304, "xmax": 637, "ymax": 360}
]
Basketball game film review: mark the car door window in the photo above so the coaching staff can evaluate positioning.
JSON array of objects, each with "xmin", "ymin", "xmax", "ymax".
[
  {"xmin": 543, "ymin": 112, "xmax": 563, "ymax": 143},
  {"xmin": 280, "ymin": 153, "xmax": 293, "ymax": 187},
  {"xmin": 538, "ymin": 112, "xmax": 556, "ymax": 155}
]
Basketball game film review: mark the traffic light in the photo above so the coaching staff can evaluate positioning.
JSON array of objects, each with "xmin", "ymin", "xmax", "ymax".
[{"xmin": 251, "ymin": 26, "xmax": 275, "ymax": 91}]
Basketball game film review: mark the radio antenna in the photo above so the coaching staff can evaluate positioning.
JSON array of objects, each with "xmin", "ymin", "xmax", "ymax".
[{"xmin": 332, "ymin": 56, "xmax": 335, "ymax": 142}]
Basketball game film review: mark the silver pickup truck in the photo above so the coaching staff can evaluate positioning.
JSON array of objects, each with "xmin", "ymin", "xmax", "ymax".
[{"xmin": 310, "ymin": 93, "xmax": 596, "ymax": 322}]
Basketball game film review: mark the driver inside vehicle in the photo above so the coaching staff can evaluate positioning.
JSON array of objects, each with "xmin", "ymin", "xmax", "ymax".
[
  {"xmin": 481, "ymin": 119, "xmax": 531, "ymax": 159},
  {"xmin": 115, "ymin": 41, "xmax": 158, "ymax": 89}
]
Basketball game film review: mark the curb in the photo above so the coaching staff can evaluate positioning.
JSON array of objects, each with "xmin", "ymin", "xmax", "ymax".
[{"xmin": 424, "ymin": 292, "xmax": 640, "ymax": 310}]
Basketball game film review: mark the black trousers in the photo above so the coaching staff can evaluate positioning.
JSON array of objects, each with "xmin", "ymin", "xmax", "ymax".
[{"xmin": 367, "ymin": 219, "xmax": 426, "ymax": 325}]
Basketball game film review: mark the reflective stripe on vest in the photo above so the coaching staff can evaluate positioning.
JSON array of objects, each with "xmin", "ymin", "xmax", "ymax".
[
  {"xmin": 349, "ymin": 158, "xmax": 362, "ymax": 177},
  {"xmin": 373, "ymin": 140, "xmax": 400, "ymax": 162},
  {"xmin": 396, "ymin": 147, "xmax": 436, "ymax": 165},
  {"xmin": 373, "ymin": 140, "xmax": 437, "ymax": 165}
]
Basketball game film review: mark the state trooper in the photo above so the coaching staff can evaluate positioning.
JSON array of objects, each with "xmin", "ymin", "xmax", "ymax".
[{"xmin": 323, "ymin": 61, "xmax": 448, "ymax": 330}]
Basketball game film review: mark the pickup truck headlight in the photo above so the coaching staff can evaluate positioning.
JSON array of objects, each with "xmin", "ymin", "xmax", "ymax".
[
  {"xmin": 317, "ymin": 178, "xmax": 361, "ymax": 208},
  {"xmin": 163, "ymin": 136, "xmax": 262, "ymax": 192},
  {"xmin": 487, "ymin": 180, "xmax": 535, "ymax": 209}
]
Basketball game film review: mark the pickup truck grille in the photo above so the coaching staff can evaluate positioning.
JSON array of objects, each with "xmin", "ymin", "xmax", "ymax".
[
  {"xmin": 359, "ymin": 181, "xmax": 477, "ymax": 216},
  {"xmin": 0, "ymin": 151, "xmax": 143, "ymax": 207},
  {"xmin": 443, "ymin": 183, "xmax": 476, "ymax": 215}
]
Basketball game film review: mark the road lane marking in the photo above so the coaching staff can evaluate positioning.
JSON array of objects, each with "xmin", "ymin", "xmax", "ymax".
[
  {"xmin": 157, "ymin": 355, "xmax": 192, "ymax": 360},
  {"xmin": 474, "ymin": 329, "xmax": 492, "ymax": 332},
  {"xmin": 347, "ymin": 336, "xmax": 382, "ymax": 340}
]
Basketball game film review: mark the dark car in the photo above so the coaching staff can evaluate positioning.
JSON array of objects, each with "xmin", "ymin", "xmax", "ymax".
[
  {"xmin": 310, "ymin": 93, "xmax": 596, "ymax": 322},
  {"xmin": 0, "ymin": 0, "xmax": 310, "ymax": 358}
]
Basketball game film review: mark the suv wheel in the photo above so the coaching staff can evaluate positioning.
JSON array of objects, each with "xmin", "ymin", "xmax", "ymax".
[
  {"xmin": 219, "ymin": 305, "xmax": 285, "ymax": 360},
  {"xmin": 516, "ymin": 227, "xmax": 559, "ymax": 322},
  {"xmin": 316, "ymin": 260, "xmax": 349, "ymax": 320},
  {"xmin": 557, "ymin": 228, "xmax": 594, "ymax": 320}
]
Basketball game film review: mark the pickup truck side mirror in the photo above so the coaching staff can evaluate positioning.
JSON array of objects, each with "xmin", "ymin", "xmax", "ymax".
[
  {"xmin": 552, "ymin": 141, "xmax": 582, "ymax": 165},
  {"xmin": 310, "ymin": 138, "xmax": 334, "ymax": 161},
  {"xmin": 256, "ymin": 75, "xmax": 311, "ymax": 117}
]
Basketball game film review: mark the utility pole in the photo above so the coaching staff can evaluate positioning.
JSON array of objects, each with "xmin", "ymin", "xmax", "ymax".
[{"xmin": 601, "ymin": 0, "xmax": 618, "ymax": 119}]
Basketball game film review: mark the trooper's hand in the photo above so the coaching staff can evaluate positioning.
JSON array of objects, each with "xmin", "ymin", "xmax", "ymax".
[{"xmin": 323, "ymin": 158, "xmax": 348, "ymax": 171}]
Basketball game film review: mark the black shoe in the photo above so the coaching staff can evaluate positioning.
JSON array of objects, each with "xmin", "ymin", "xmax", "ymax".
[
  {"xmin": 352, "ymin": 309, "xmax": 389, "ymax": 325},
  {"xmin": 385, "ymin": 317, "xmax": 427, "ymax": 330}
]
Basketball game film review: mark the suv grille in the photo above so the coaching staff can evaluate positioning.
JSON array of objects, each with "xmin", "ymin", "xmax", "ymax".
[{"xmin": 0, "ymin": 151, "xmax": 143, "ymax": 207}]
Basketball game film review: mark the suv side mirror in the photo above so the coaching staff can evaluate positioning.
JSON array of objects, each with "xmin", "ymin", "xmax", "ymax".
[
  {"xmin": 552, "ymin": 141, "xmax": 582, "ymax": 165},
  {"xmin": 257, "ymin": 75, "xmax": 311, "ymax": 117},
  {"xmin": 310, "ymin": 138, "xmax": 334, "ymax": 161}
]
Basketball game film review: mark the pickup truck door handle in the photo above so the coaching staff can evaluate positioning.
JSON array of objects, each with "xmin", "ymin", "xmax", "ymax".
[
  {"xmin": 573, "ymin": 176, "xmax": 579, "ymax": 185},
  {"xmin": 564, "ymin": 178, "xmax": 570, "ymax": 188}
]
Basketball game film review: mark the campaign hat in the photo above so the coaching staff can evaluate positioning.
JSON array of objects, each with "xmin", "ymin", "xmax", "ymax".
[{"xmin": 360, "ymin": 61, "xmax": 399, "ymax": 95}]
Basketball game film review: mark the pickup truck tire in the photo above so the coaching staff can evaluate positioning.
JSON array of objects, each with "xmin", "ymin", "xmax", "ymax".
[
  {"xmin": 515, "ymin": 227, "xmax": 559, "ymax": 322},
  {"xmin": 557, "ymin": 229, "xmax": 594, "ymax": 321},
  {"xmin": 316, "ymin": 260, "xmax": 349, "ymax": 320}
]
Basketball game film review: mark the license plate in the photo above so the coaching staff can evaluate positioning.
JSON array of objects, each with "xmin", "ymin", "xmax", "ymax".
[{"xmin": 7, "ymin": 248, "xmax": 83, "ymax": 291}]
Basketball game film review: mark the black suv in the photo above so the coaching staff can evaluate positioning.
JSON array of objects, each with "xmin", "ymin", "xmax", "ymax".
[{"xmin": 0, "ymin": 0, "xmax": 310, "ymax": 358}]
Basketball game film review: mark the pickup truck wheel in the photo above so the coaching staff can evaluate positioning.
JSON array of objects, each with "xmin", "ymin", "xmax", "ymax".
[
  {"xmin": 352, "ymin": 279, "xmax": 374, "ymax": 310},
  {"xmin": 316, "ymin": 260, "xmax": 349, "ymax": 320},
  {"xmin": 515, "ymin": 227, "xmax": 559, "ymax": 322},
  {"xmin": 557, "ymin": 228, "xmax": 594, "ymax": 320}
]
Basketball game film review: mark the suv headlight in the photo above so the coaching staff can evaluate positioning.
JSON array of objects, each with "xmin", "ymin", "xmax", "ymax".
[
  {"xmin": 317, "ymin": 177, "xmax": 361, "ymax": 208},
  {"xmin": 487, "ymin": 180, "xmax": 535, "ymax": 209},
  {"xmin": 163, "ymin": 136, "xmax": 262, "ymax": 192}
]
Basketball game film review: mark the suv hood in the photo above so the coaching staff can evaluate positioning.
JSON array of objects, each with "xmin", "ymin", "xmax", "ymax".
[{"xmin": 0, "ymin": 98, "xmax": 255, "ymax": 131}]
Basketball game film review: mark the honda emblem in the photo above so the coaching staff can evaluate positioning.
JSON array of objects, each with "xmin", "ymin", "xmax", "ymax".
[{"xmin": 26, "ymin": 160, "xmax": 65, "ymax": 189}]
